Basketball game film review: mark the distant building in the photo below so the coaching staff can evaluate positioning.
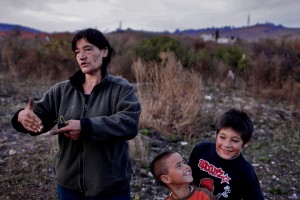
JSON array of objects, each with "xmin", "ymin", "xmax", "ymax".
[
  {"xmin": 217, "ymin": 37, "xmax": 236, "ymax": 44},
  {"xmin": 200, "ymin": 33, "xmax": 214, "ymax": 41},
  {"xmin": 200, "ymin": 33, "xmax": 236, "ymax": 44}
]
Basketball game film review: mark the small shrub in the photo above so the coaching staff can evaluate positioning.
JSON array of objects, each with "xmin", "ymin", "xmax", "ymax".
[
  {"xmin": 132, "ymin": 52, "xmax": 203, "ymax": 136},
  {"xmin": 135, "ymin": 35, "xmax": 185, "ymax": 63},
  {"xmin": 214, "ymin": 45, "xmax": 249, "ymax": 72},
  {"xmin": 0, "ymin": 33, "xmax": 76, "ymax": 82}
]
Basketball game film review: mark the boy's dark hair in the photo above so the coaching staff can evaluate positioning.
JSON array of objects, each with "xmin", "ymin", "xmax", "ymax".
[
  {"xmin": 150, "ymin": 151, "xmax": 177, "ymax": 187},
  {"xmin": 216, "ymin": 109, "xmax": 253, "ymax": 144},
  {"xmin": 71, "ymin": 28, "xmax": 115, "ymax": 78}
]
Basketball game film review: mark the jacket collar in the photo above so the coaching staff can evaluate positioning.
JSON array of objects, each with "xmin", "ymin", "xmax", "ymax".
[{"xmin": 69, "ymin": 70, "xmax": 110, "ymax": 92}]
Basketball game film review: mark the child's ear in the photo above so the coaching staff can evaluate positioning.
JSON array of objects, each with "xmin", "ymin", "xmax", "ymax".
[
  {"xmin": 243, "ymin": 140, "xmax": 252, "ymax": 148},
  {"xmin": 160, "ymin": 175, "xmax": 171, "ymax": 184}
]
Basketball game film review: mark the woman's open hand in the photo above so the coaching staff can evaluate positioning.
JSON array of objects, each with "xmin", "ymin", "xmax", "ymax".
[{"xmin": 18, "ymin": 97, "xmax": 43, "ymax": 133}]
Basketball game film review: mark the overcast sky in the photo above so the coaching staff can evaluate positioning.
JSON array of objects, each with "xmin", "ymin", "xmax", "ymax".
[{"xmin": 1, "ymin": 0, "xmax": 300, "ymax": 33}]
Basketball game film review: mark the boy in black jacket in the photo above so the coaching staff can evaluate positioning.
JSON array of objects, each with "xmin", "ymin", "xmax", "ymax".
[{"xmin": 188, "ymin": 109, "xmax": 264, "ymax": 200}]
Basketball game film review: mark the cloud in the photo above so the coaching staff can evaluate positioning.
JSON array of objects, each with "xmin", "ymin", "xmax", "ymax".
[{"xmin": 0, "ymin": 0, "xmax": 300, "ymax": 32}]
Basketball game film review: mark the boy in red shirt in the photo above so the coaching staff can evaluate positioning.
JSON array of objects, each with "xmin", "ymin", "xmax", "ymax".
[{"xmin": 151, "ymin": 151, "xmax": 215, "ymax": 200}]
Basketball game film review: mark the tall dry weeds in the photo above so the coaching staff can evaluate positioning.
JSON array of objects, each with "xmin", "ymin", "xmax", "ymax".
[{"xmin": 132, "ymin": 52, "xmax": 203, "ymax": 136}]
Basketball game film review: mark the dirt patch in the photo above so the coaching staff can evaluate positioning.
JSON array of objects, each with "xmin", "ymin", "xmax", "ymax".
[{"xmin": 0, "ymin": 81, "xmax": 299, "ymax": 200}]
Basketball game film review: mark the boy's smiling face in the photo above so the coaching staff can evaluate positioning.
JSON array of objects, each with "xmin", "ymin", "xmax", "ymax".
[
  {"xmin": 161, "ymin": 152, "xmax": 193, "ymax": 185},
  {"xmin": 216, "ymin": 127, "xmax": 247, "ymax": 160}
]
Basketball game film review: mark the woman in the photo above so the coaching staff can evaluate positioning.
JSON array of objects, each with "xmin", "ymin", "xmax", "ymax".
[{"xmin": 11, "ymin": 28, "xmax": 141, "ymax": 200}]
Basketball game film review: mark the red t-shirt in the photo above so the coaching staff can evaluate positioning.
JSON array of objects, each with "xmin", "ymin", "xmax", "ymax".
[{"xmin": 165, "ymin": 186, "xmax": 215, "ymax": 200}]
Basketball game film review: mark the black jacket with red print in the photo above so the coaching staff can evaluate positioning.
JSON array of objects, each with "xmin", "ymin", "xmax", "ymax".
[{"xmin": 188, "ymin": 142, "xmax": 264, "ymax": 200}]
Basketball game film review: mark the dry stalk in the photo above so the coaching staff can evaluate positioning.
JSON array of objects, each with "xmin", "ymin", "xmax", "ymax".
[{"xmin": 132, "ymin": 52, "xmax": 203, "ymax": 135}]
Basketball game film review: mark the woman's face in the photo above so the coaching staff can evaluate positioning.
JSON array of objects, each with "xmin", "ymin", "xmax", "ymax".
[
  {"xmin": 216, "ymin": 128, "xmax": 245, "ymax": 160},
  {"xmin": 74, "ymin": 38, "xmax": 108, "ymax": 76}
]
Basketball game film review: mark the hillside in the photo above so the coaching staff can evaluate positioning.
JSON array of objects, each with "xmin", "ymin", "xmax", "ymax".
[
  {"xmin": 0, "ymin": 23, "xmax": 42, "ymax": 33},
  {"xmin": 1, "ymin": 22, "xmax": 300, "ymax": 41},
  {"xmin": 174, "ymin": 23, "xmax": 300, "ymax": 40}
]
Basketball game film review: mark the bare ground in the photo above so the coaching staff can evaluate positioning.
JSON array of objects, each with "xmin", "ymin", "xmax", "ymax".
[{"xmin": 0, "ymin": 78, "xmax": 299, "ymax": 200}]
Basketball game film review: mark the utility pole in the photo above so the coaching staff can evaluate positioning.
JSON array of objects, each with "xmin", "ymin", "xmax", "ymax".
[
  {"xmin": 247, "ymin": 14, "xmax": 250, "ymax": 26},
  {"xmin": 119, "ymin": 21, "xmax": 122, "ymax": 30}
]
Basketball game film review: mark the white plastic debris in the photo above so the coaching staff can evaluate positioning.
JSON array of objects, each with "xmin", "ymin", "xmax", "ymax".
[
  {"xmin": 271, "ymin": 161, "xmax": 275, "ymax": 165},
  {"xmin": 8, "ymin": 150, "xmax": 17, "ymax": 155},
  {"xmin": 204, "ymin": 95, "xmax": 212, "ymax": 100},
  {"xmin": 288, "ymin": 193, "xmax": 298, "ymax": 199},
  {"xmin": 272, "ymin": 175, "xmax": 279, "ymax": 181},
  {"xmin": 180, "ymin": 141, "xmax": 188, "ymax": 145}
]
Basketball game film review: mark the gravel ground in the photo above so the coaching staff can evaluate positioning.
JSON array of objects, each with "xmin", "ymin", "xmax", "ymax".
[{"xmin": 0, "ymin": 79, "xmax": 299, "ymax": 200}]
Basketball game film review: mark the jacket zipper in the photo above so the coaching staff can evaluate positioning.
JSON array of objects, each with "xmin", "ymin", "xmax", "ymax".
[{"xmin": 80, "ymin": 94, "xmax": 91, "ymax": 197}]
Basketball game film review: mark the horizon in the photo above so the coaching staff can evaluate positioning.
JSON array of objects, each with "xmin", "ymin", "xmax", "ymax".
[{"xmin": 0, "ymin": 21, "xmax": 298, "ymax": 34}]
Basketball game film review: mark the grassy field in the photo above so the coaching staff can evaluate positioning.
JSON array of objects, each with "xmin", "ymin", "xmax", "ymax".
[
  {"xmin": 0, "ymin": 31, "xmax": 299, "ymax": 199},
  {"xmin": 0, "ymin": 76, "xmax": 299, "ymax": 200}
]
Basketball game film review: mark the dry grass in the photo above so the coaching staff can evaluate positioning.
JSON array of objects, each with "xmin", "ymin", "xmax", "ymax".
[
  {"xmin": 1, "ymin": 69, "xmax": 299, "ymax": 200},
  {"xmin": 1, "ymin": 31, "xmax": 300, "ymax": 199},
  {"xmin": 128, "ymin": 134, "xmax": 149, "ymax": 168},
  {"xmin": 132, "ymin": 52, "xmax": 203, "ymax": 136}
]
